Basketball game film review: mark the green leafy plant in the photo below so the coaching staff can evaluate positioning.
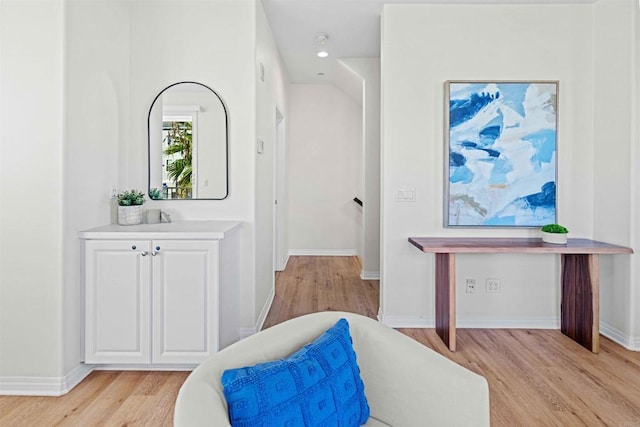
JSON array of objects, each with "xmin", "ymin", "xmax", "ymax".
[
  {"xmin": 117, "ymin": 190, "xmax": 145, "ymax": 206},
  {"xmin": 163, "ymin": 121, "xmax": 192, "ymax": 199},
  {"xmin": 541, "ymin": 223, "xmax": 569, "ymax": 234},
  {"xmin": 149, "ymin": 187, "xmax": 163, "ymax": 200}
]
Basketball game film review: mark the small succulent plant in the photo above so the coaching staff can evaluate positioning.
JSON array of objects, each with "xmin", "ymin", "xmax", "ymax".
[
  {"xmin": 149, "ymin": 187, "xmax": 163, "ymax": 200},
  {"xmin": 541, "ymin": 223, "xmax": 569, "ymax": 234},
  {"xmin": 117, "ymin": 189, "xmax": 145, "ymax": 206}
]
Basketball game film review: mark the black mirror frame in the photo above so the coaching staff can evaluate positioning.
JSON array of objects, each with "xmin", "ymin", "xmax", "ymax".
[{"xmin": 147, "ymin": 81, "xmax": 229, "ymax": 200}]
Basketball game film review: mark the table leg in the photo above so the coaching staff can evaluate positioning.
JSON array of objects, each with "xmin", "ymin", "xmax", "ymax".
[
  {"xmin": 561, "ymin": 254, "xmax": 600, "ymax": 353},
  {"xmin": 435, "ymin": 253, "xmax": 456, "ymax": 351}
]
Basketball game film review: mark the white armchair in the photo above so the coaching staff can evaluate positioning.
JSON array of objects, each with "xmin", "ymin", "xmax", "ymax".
[{"xmin": 174, "ymin": 311, "xmax": 490, "ymax": 426}]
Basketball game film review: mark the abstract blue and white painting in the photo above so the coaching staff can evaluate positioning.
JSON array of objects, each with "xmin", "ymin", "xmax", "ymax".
[{"xmin": 446, "ymin": 81, "xmax": 557, "ymax": 227}]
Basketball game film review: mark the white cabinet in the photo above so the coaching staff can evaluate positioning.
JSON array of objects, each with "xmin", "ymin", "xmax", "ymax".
[
  {"xmin": 84, "ymin": 240, "xmax": 152, "ymax": 364},
  {"xmin": 80, "ymin": 221, "xmax": 240, "ymax": 366},
  {"xmin": 152, "ymin": 240, "xmax": 218, "ymax": 364}
]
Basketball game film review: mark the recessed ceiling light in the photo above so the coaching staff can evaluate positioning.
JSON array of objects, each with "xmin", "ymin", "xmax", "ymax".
[{"xmin": 315, "ymin": 34, "xmax": 329, "ymax": 59}]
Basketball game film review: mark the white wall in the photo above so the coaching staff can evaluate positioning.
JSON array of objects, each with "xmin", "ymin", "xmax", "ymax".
[
  {"xmin": 341, "ymin": 58, "xmax": 381, "ymax": 278},
  {"xmin": 332, "ymin": 60, "xmax": 365, "ymax": 271},
  {"xmin": 63, "ymin": 0, "xmax": 130, "ymax": 377},
  {"xmin": 0, "ymin": 0, "xmax": 65, "ymax": 378},
  {"xmin": 127, "ymin": 0, "xmax": 257, "ymax": 331},
  {"xmin": 255, "ymin": 0, "xmax": 289, "ymax": 329},
  {"xmin": 63, "ymin": 0, "xmax": 262, "ymax": 379},
  {"xmin": 380, "ymin": 4, "xmax": 595, "ymax": 327},
  {"xmin": 635, "ymin": 0, "xmax": 640, "ymax": 348},
  {"xmin": 2, "ymin": 0, "xmax": 282, "ymax": 392},
  {"xmin": 592, "ymin": 0, "xmax": 637, "ymax": 347},
  {"xmin": 288, "ymin": 84, "xmax": 362, "ymax": 255}
]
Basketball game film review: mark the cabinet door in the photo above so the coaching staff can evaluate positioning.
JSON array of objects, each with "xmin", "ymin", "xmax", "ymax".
[
  {"xmin": 84, "ymin": 240, "xmax": 152, "ymax": 364},
  {"xmin": 152, "ymin": 240, "xmax": 219, "ymax": 364}
]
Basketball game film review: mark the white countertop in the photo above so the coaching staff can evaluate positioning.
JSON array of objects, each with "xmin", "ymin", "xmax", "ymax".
[{"xmin": 79, "ymin": 220, "xmax": 242, "ymax": 240}]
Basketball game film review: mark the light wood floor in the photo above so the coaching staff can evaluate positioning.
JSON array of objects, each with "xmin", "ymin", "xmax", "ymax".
[
  {"xmin": 263, "ymin": 255, "xmax": 379, "ymax": 329},
  {"xmin": 0, "ymin": 370, "xmax": 188, "ymax": 426},
  {"xmin": 268, "ymin": 257, "xmax": 640, "ymax": 427},
  {"xmin": 1, "ymin": 256, "xmax": 639, "ymax": 426}
]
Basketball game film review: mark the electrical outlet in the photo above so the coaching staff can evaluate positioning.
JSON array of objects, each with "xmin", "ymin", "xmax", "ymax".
[
  {"xmin": 486, "ymin": 278, "xmax": 501, "ymax": 293},
  {"xmin": 465, "ymin": 279, "xmax": 476, "ymax": 294}
]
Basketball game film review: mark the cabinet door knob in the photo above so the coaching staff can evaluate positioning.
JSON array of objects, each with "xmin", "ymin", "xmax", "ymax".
[
  {"xmin": 141, "ymin": 251, "xmax": 148, "ymax": 256},
  {"xmin": 152, "ymin": 251, "xmax": 159, "ymax": 256}
]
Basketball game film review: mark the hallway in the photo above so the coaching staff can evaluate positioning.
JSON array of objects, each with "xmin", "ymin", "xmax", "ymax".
[{"xmin": 263, "ymin": 256, "xmax": 379, "ymax": 329}]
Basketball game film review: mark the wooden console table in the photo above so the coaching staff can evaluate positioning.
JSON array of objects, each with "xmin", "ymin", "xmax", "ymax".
[{"xmin": 408, "ymin": 237, "xmax": 633, "ymax": 353}]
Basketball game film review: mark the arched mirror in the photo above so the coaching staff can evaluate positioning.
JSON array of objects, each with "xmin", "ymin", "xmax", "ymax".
[{"xmin": 148, "ymin": 81, "xmax": 228, "ymax": 200}]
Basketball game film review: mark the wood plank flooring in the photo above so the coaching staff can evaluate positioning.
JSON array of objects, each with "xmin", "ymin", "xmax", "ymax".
[
  {"xmin": 266, "ymin": 256, "xmax": 640, "ymax": 427},
  {"xmin": 263, "ymin": 256, "xmax": 379, "ymax": 329},
  {"xmin": 0, "ymin": 370, "xmax": 188, "ymax": 426},
  {"xmin": 1, "ymin": 255, "xmax": 639, "ymax": 426}
]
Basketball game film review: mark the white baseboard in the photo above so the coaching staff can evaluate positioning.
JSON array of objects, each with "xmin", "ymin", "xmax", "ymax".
[
  {"xmin": 93, "ymin": 364, "xmax": 196, "ymax": 371},
  {"xmin": 457, "ymin": 316, "xmax": 559, "ymax": 329},
  {"xmin": 379, "ymin": 313, "xmax": 559, "ymax": 329},
  {"xmin": 239, "ymin": 327, "xmax": 256, "ymax": 340},
  {"xmin": 239, "ymin": 285, "xmax": 275, "ymax": 339},
  {"xmin": 360, "ymin": 270, "xmax": 380, "ymax": 280},
  {"xmin": 0, "ymin": 363, "xmax": 93, "ymax": 396},
  {"xmin": 257, "ymin": 286, "xmax": 275, "ymax": 332},
  {"xmin": 288, "ymin": 249, "xmax": 358, "ymax": 257},
  {"xmin": 379, "ymin": 314, "xmax": 433, "ymax": 328},
  {"xmin": 64, "ymin": 363, "xmax": 94, "ymax": 392},
  {"xmin": 600, "ymin": 321, "xmax": 640, "ymax": 351},
  {"xmin": 276, "ymin": 254, "xmax": 290, "ymax": 272}
]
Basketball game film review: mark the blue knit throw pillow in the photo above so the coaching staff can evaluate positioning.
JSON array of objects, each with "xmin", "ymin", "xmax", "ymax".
[{"xmin": 221, "ymin": 318, "xmax": 370, "ymax": 426}]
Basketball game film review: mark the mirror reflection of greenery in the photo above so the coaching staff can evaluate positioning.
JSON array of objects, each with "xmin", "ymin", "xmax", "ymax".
[{"xmin": 164, "ymin": 121, "xmax": 192, "ymax": 199}]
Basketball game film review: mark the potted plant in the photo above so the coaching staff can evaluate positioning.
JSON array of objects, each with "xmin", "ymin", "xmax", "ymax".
[
  {"xmin": 541, "ymin": 223, "xmax": 569, "ymax": 244},
  {"xmin": 149, "ymin": 187, "xmax": 163, "ymax": 200},
  {"xmin": 117, "ymin": 189, "xmax": 145, "ymax": 225}
]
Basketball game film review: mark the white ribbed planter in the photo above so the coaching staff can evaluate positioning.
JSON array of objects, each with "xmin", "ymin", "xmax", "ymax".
[
  {"xmin": 541, "ymin": 231, "xmax": 567, "ymax": 245},
  {"xmin": 118, "ymin": 205, "xmax": 143, "ymax": 226}
]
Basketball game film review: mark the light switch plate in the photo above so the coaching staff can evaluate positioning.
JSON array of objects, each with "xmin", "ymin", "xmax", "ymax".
[{"xmin": 396, "ymin": 188, "xmax": 416, "ymax": 202}]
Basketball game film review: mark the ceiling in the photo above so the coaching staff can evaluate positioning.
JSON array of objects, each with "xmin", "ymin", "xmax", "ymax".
[{"xmin": 261, "ymin": 0, "xmax": 597, "ymax": 85}]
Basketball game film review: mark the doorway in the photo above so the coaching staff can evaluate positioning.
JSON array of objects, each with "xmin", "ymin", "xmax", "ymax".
[{"xmin": 274, "ymin": 107, "xmax": 286, "ymax": 271}]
